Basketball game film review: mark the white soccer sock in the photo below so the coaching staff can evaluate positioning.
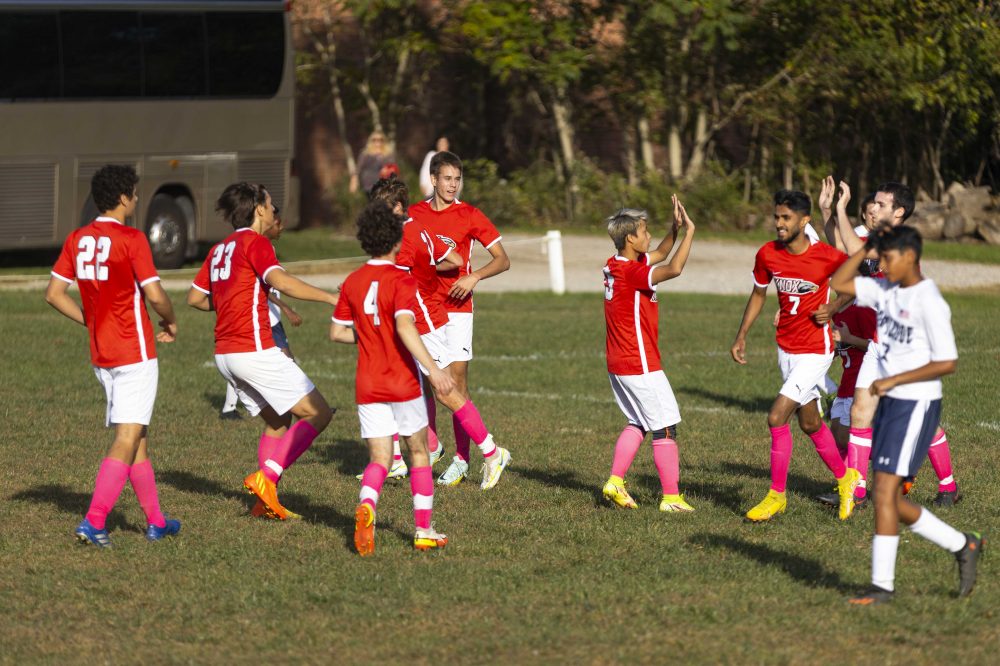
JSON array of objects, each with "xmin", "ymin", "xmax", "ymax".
[
  {"xmin": 909, "ymin": 508, "xmax": 967, "ymax": 552},
  {"xmin": 872, "ymin": 535, "xmax": 899, "ymax": 592},
  {"xmin": 223, "ymin": 383, "xmax": 239, "ymax": 412},
  {"xmin": 477, "ymin": 433, "xmax": 497, "ymax": 459}
]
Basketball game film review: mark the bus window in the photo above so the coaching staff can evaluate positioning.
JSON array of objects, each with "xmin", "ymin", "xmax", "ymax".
[
  {"xmin": 206, "ymin": 12, "xmax": 283, "ymax": 97},
  {"xmin": 0, "ymin": 13, "xmax": 60, "ymax": 100},
  {"xmin": 142, "ymin": 13, "xmax": 206, "ymax": 98},
  {"xmin": 62, "ymin": 12, "xmax": 142, "ymax": 98}
]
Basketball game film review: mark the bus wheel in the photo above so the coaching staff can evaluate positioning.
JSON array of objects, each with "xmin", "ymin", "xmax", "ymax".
[{"xmin": 146, "ymin": 194, "xmax": 188, "ymax": 269}]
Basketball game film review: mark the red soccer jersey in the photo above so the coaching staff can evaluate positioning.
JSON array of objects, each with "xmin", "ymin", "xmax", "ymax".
[
  {"xmin": 752, "ymin": 241, "xmax": 847, "ymax": 355},
  {"xmin": 407, "ymin": 199, "xmax": 502, "ymax": 313},
  {"xmin": 603, "ymin": 254, "xmax": 661, "ymax": 375},
  {"xmin": 192, "ymin": 228, "xmax": 282, "ymax": 354},
  {"xmin": 395, "ymin": 217, "xmax": 452, "ymax": 334},
  {"xmin": 332, "ymin": 260, "xmax": 423, "ymax": 404},
  {"xmin": 833, "ymin": 304, "xmax": 878, "ymax": 397},
  {"xmin": 51, "ymin": 217, "xmax": 160, "ymax": 368}
]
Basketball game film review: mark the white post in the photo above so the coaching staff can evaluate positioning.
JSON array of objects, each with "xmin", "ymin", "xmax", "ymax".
[{"xmin": 546, "ymin": 230, "xmax": 566, "ymax": 295}]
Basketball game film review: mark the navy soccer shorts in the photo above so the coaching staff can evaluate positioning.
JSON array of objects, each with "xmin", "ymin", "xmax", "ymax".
[{"xmin": 872, "ymin": 396, "xmax": 942, "ymax": 477}]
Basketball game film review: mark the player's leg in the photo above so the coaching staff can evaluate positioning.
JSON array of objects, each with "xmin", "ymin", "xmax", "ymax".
[
  {"xmin": 745, "ymin": 392, "xmax": 799, "ymax": 522},
  {"xmin": 635, "ymin": 371, "xmax": 692, "ymax": 513},
  {"xmin": 398, "ymin": 396, "xmax": 449, "ymax": 550},
  {"xmin": 129, "ymin": 434, "xmax": 181, "ymax": 540},
  {"xmin": 603, "ymin": 374, "xmax": 648, "ymax": 509},
  {"xmin": 416, "ymin": 329, "xmax": 448, "ymax": 464},
  {"xmin": 928, "ymin": 427, "xmax": 960, "ymax": 506},
  {"xmin": 848, "ymin": 347, "xmax": 879, "ymax": 495},
  {"xmin": 356, "ymin": 432, "xmax": 393, "ymax": 557},
  {"xmin": 435, "ymin": 386, "xmax": 508, "ymax": 490},
  {"xmin": 445, "ymin": 312, "xmax": 475, "ymax": 465}
]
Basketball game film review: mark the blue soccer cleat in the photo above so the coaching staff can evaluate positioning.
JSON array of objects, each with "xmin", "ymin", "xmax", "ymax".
[
  {"xmin": 75, "ymin": 518, "xmax": 112, "ymax": 548},
  {"xmin": 145, "ymin": 518, "xmax": 181, "ymax": 542}
]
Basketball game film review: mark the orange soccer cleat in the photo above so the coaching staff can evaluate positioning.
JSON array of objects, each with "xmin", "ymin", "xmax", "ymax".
[{"xmin": 243, "ymin": 471, "xmax": 288, "ymax": 520}]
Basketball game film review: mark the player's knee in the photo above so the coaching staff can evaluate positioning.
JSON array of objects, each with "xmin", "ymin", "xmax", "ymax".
[
  {"xmin": 799, "ymin": 413, "xmax": 822, "ymax": 434},
  {"xmin": 766, "ymin": 410, "xmax": 786, "ymax": 429}
]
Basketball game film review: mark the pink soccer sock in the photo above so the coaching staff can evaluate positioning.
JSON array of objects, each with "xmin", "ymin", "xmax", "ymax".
[
  {"xmin": 809, "ymin": 422, "xmax": 846, "ymax": 478},
  {"xmin": 425, "ymin": 392, "xmax": 441, "ymax": 454},
  {"xmin": 454, "ymin": 401, "xmax": 495, "ymax": 458},
  {"xmin": 652, "ymin": 437, "xmax": 680, "ymax": 495},
  {"xmin": 263, "ymin": 420, "xmax": 319, "ymax": 483},
  {"xmin": 409, "ymin": 466, "xmax": 434, "ymax": 529},
  {"xmin": 85, "ymin": 458, "xmax": 131, "ymax": 530},
  {"xmin": 610, "ymin": 425, "xmax": 644, "ymax": 478},
  {"xmin": 453, "ymin": 413, "xmax": 472, "ymax": 462},
  {"xmin": 769, "ymin": 424, "xmax": 793, "ymax": 493},
  {"xmin": 928, "ymin": 430, "xmax": 957, "ymax": 492},
  {"xmin": 848, "ymin": 427, "xmax": 873, "ymax": 499},
  {"xmin": 129, "ymin": 460, "xmax": 166, "ymax": 528},
  {"xmin": 257, "ymin": 432, "xmax": 281, "ymax": 471},
  {"xmin": 359, "ymin": 463, "xmax": 388, "ymax": 509}
]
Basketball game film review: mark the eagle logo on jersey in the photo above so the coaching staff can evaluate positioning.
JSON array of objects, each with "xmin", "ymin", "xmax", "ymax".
[
  {"xmin": 436, "ymin": 234, "xmax": 457, "ymax": 249},
  {"xmin": 772, "ymin": 276, "xmax": 818, "ymax": 295}
]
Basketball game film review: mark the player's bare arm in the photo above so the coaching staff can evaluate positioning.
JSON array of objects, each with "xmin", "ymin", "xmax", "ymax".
[
  {"xmin": 435, "ymin": 248, "xmax": 462, "ymax": 272},
  {"xmin": 186, "ymin": 287, "xmax": 213, "ymax": 311},
  {"xmin": 395, "ymin": 314, "xmax": 456, "ymax": 396},
  {"xmin": 269, "ymin": 292, "xmax": 303, "ymax": 327},
  {"xmin": 870, "ymin": 359, "xmax": 958, "ymax": 397},
  {"xmin": 44, "ymin": 277, "xmax": 86, "ymax": 326},
  {"xmin": 329, "ymin": 322, "xmax": 357, "ymax": 344},
  {"xmin": 645, "ymin": 203, "xmax": 681, "ymax": 265},
  {"xmin": 142, "ymin": 281, "xmax": 178, "ymax": 342},
  {"xmin": 835, "ymin": 181, "xmax": 866, "ymax": 255},
  {"xmin": 731, "ymin": 285, "xmax": 768, "ymax": 364},
  {"xmin": 830, "ymin": 246, "xmax": 875, "ymax": 296},
  {"xmin": 266, "ymin": 268, "xmax": 339, "ymax": 307},
  {"xmin": 448, "ymin": 241, "xmax": 510, "ymax": 300},
  {"xmin": 651, "ymin": 195, "xmax": 696, "ymax": 284},
  {"xmin": 819, "ymin": 176, "xmax": 842, "ymax": 249},
  {"xmin": 833, "ymin": 322, "xmax": 870, "ymax": 352},
  {"xmin": 812, "ymin": 292, "xmax": 853, "ymax": 325}
]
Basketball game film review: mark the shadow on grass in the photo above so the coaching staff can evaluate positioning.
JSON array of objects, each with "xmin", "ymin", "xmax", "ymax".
[
  {"xmin": 10, "ymin": 484, "xmax": 140, "ymax": 533},
  {"xmin": 311, "ymin": 439, "xmax": 370, "ymax": 476},
  {"xmin": 644, "ymin": 475, "xmax": 746, "ymax": 514},
  {"xmin": 509, "ymin": 466, "xmax": 605, "ymax": 506},
  {"xmin": 699, "ymin": 461, "xmax": 832, "ymax": 499},
  {"xmin": 201, "ymin": 390, "xmax": 227, "ymax": 413},
  {"xmin": 678, "ymin": 386, "xmax": 773, "ymax": 414},
  {"xmin": 689, "ymin": 533, "xmax": 853, "ymax": 592}
]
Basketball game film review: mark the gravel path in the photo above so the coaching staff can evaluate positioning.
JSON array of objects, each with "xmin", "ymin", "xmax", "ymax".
[{"xmin": 4, "ymin": 232, "xmax": 999, "ymax": 293}]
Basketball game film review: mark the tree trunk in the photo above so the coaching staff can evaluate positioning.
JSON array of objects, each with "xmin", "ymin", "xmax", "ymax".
[
  {"xmin": 761, "ymin": 141, "xmax": 770, "ymax": 191},
  {"xmin": 743, "ymin": 121, "xmax": 759, "ymax": 203},
  {"xmin": 685, "ymin": 106, "xmax": 709, "ymax": 181},
  {"xmin": 668, "ymin": 125, "xmax": 683, "ymax": 181},
  {"xmin": 783, "ymin": 126, "xmax": 794, "ymax": 190},
  {"xmin": 551, "ymin": 86, "xmax": 578, "ymax": 221},
  {"xmin": 303, "ymin": 17, "xmax": 356, "ymax": 179},
  {"xmin": 638, "ymin": 115, "xmax": 655, "ymax": 174},
  {"xmin": 623, "ymin": 124, "xmax": 638, "ymax": 187},
  {"xmin": 384, "ymin": 43, "xmax": 411, "ymax": 154}
]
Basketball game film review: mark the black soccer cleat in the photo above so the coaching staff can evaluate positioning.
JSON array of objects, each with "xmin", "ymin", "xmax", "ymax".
[
  {"xmin": 932, "ymin": 488, "xmax": 962, "ymax": 508},
  {"xmin": 848, "ymin": 585, "xmax": 894, "ymax": 606},
  {"xmin": 219, "ymin": 409, "xmax": 242, "ymax": 421},
  {"xmin": 956, "ymin": 531, "xmax": 985, "ymax": 598}
]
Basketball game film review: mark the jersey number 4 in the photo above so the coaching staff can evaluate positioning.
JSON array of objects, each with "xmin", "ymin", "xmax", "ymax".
[
  {"xmin": 76, "ymin": 236, "xmax": 111, "ymax": 281},
  {"xmin": 364, "ymin": 281, "xmax": 381, "ymax": 326},
  {"xmin": 210, "ymin": 241, "xmax": 237, "ymax": 281}
]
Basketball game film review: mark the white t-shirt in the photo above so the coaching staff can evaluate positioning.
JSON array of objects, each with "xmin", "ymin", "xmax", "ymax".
[
  {"xmin": 268, "ymin": 290, "xmax": 282, "ymax": 328},
  {"xmin": 853, "ymin": 276, "xmax": 957, "ymax": 400}
]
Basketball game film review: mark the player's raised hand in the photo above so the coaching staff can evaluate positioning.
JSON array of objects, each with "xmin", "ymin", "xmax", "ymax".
[
  {"xmin": 836, "ymin": 180, "xmax": 851, "ymax": 212},
  {"xmin": 672, "ymin": 194, "xmax": 695, "ymax": 232},
  {"xmin": 731, "ymin": 336, "xmax": 748, "ymax": 365},
  {"xmin": 818, "ymin": 176, "xmax": 835, "ymax": 213},
  {"xmin": 428, "ymin": 367, "xmax": 456, "ymax": 397},
  {"xmin": 157, "ymin": 320, "xmax": 177, "ymax": 343}
]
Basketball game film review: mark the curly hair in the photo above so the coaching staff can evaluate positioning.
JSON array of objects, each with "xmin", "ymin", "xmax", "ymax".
[
  {"xmin": 369, "ymin": 175, "xmax": 409, "ymax": 212},
  {"xmin": 356, "ymin": 200, "xmax": 403, "ymax": 257},
  {"xmin": 91, "ymin": 164, "xmax": 139, "ymax": 213},
  {"xmin": 216, "ymin": 182, "xmax": 268, "ymax": 229}
]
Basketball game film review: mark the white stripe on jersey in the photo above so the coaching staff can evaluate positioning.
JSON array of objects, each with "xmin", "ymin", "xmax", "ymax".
[
  {"xmin": 415, "ymin": 291, "xmax": 436, "ymax": 332},
  {"xmin": 252, "ymin": 279, "xmax": 262, "ymax": 352},
  {"xmin": 634, "ymin": 292, "xmax": 648, "ymax": 374},
  {"xmin": 133, "ymin": 281, "xmax": 148, "ymax": 361}
]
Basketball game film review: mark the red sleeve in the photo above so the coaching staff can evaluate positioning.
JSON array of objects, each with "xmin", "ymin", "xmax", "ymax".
[
  {"xmin": 826, "ymin": 244, "xmax": 849, "ymax": 273},
  {"xmin": 332, "ymin": 278, "xmax": 354, "ymax": 325},
  {"xmin": 393, "ymin": 273, "xmax": 420, "ymax": 319},
  {"xmin": 620, "ymin": 259, "xmax": 655, "ymax": 292},
  {"xmin": 247, "ymin": 235, "xmax": 281, "ymax": 281},
  {"xmin": 396, "ymin": 226, "xmax": 416, "ymax": 269},
  {"xmin": 51, "ymin": 232, "xmax": 76, "ymax": 283},
  {"xmin": 192, "ymin": 253, "xmax": 212, "ymax": 293},
  {"xmin": 470, "ymin": 207, "xmax": 501, "ymax": 249},
  {"xmin": 129, "ymin": 232, "xmax": 160, "ymax": 287},
  {"xmin": 752, "ymin": 246, "xmax": 771, "ymax": 287}
]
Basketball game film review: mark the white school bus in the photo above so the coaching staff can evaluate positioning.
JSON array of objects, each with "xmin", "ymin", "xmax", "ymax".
[{"xmin": 0, "ymin": 0, "xmax": 298, "ymax": 268}]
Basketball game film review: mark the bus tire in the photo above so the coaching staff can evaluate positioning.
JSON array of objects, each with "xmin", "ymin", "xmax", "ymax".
[{"xmin": 146, "ymin": 194, "xmax": 188, "ymax": 269}]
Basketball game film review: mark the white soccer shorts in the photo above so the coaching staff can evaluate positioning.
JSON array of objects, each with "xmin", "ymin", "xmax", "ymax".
[
  {"xmin": 215, "ymin": 347, "xmax": 315, "ymax": 417},
  {"xmin": 444, "ymin": 312, "xmax": 474, "ymax": 362},
  {"xmin": 854, "ymin": 344, "xmax": 880, "ymax": 391},
  {"xmin": 776, "ymin": 349, "xmax": 835, "ymax": 405},
  {"xmin": 415, "ymin": 328, "xmax": 452, "ymax": 375},
  {"xmin": 358, "ymin": 396, "xmax": 428, "ymax": 439},
  {"xmin": 831, "ymin": 397, "xmax": 854, "ymax": 427},
  {"xmin": 93, "ymin": 358, "xmax": 158, "ymax": 427},
  {"xmin": 608, "ymin": 370, "xmax": 681, "ymax": 432}
]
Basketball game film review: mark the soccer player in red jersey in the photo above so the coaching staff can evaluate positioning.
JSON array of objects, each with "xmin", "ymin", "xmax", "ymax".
[
  {"xmin": 187, "ymin": 183, "xmax": 338, "ymax": 520},
  {"xmin": 830, "ymin": 181, "xmax": 961, "ymax": 506},
  {"xmin": 330, "ymin": 201, "xmax": 457, "ymax": 555},
  {"xmin": 408, "ymin": 151, "xmax": 512, "ymax": 488},
  {"xmin": 601, "ymin": 196, "xmax": 697, "ymax": 512},
  {"xmin": 46, "ymin": 164, "xmax": 180, "ymax": 547},
  {"xmin": 730, "ymin": 190, "xmax": 861, "ymax": 522}
]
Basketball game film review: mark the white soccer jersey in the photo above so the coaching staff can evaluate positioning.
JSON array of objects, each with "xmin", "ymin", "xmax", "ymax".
[{"xmin": 853, "ymin": 276, "xmax": 957, "ymax": 400}]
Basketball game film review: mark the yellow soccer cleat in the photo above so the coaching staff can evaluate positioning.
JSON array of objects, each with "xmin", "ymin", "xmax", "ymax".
[
  {"xmin": 243, "ymin": 471, "xmax": 288, "ymax": 520},
  {"xmin": 354, "ymin": 503, "xmax": 376, "ymax": 557},
  {"xmin": 602, "ymin": 477, "xmax": 638, "ymax": 509},
  {"xmin": 480, "ymin": 447, "xmax": 512, "ymax": 490},
  {"xmin": 746, "ymin": 490, "xmax": 786, "ymax": 522},
  {"xmin": 414, "ymin": 526, "xmax": 448, "ymax": 551},
  {"xmin": 250, "ymin": 499, "xmax": 302, "ymax": 520},
  {"xmin": 837, "ymin": 468, "xmax": 862, "ymax": 521},
  {"xmin": 659, "ymin": 494, "xmax": 695, "ymax": 513}
]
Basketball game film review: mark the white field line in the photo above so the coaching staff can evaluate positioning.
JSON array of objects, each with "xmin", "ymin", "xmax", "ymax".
[{"xmin": 977, "ymin": 421, "xmax": 1000, "ymax": 431}]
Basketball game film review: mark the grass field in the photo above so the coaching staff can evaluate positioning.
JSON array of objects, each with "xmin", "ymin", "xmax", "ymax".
[{"xmin": 1, "ymin": 289, "xmax": 997, "ymax": 663}]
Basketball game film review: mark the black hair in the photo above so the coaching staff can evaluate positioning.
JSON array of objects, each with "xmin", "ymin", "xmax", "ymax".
[
  {"xmin": 868, "ymin": 224, "xmax": 922, "ymax": 260},
  {"xmin": 91, "ymin": 164, "xmax": 139, "ymax": 213},
  {"xmin": 875, "ymin": 181, "xmax": 915, "ymax": 221},
  {"xmin": 429, "ymin": 150, "xmax": 463, "ymax": 178},
  {"xmin": 356, "ymin": 200, "xmax": 403, "ymax": 257},
  {"xmin": 860, "ymin": 192, "xmax": 876, "ymax": 210},
  {"xmin": 216, "ymin": 182, "xmax": 268, "ymax": 229},
  {"xmin": 773, "ymin": 189, "xmax": 811, "ymax": 216},
  {"xmin": 369, "ymin": 175, "xmax": 409, "ymax": 212}
]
